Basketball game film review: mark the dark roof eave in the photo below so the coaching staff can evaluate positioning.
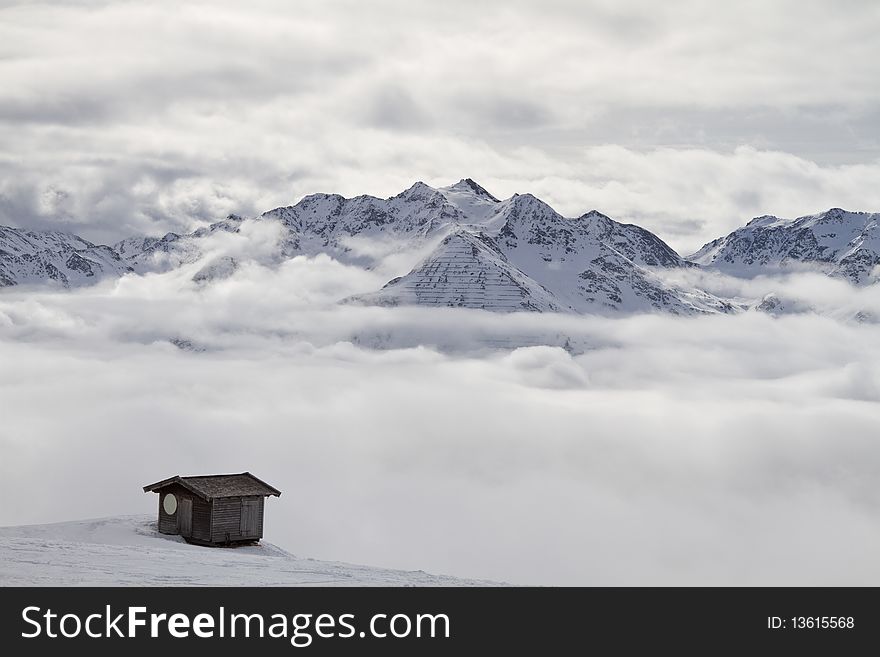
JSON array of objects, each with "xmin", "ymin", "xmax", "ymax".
[
  {"xmin": 142, "ymin": 475, "xmax": 179, "ymax": 492},
  {"xmin": 241, "ymin": 471, "xmax": 282, "ymax": 497},
  {"xmin": 142, "ymin": 475, "xmax": 211, "ymax": 501}
]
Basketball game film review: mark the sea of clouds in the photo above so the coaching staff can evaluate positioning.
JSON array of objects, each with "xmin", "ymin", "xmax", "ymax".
[{"xmin": 2, "ymin": 243, "xmax": 880, "ymax": 585}]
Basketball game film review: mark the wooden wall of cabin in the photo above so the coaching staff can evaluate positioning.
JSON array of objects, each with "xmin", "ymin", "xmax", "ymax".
[
  {"xmin": 155, "ymin": 483, "xmax": 212, "ymax": 542},
  {"xmin": 156, "ymin": 482, "xmax": 187, "ymax": 535},
  {"xmin": 190, "ymin": 495, "xmax": 212, "ymax": 542},
  {"xmin": 210, "ymin": 495, "xmax": 265, "ymax": 543}
]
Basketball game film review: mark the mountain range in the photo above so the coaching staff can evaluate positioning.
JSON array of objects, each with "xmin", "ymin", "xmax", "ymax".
[{"xmin": 2, "ymin": 179, "xmax": 877, "ymax": 316}]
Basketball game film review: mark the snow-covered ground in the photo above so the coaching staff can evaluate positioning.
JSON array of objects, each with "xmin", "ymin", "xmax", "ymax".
[{"xmin": 0, "ymin": 516, "xmax": 496, "ymax": 586}]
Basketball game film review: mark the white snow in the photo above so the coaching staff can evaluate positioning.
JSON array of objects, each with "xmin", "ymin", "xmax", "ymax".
[
  {"xmin": 437, "ymin": 178, "xmax": 501, "ymax": 223},
  {"xmin": 688, "ymin": 208, "xmax": 880, "ymax": 285},
  {"xmin": 0, "ymin": 225, "xmax": 132, "ymax": 287},
  {"xmin": 349, "ymin": 189, "xmax": 732, "ymax": 315},
  {"xmin": 350, "ymin": 229, "xmax": 565, "ymax": 312},
  {"xmin": 0, "ymin": 516, "xmax": 497, "ymax": 587}
]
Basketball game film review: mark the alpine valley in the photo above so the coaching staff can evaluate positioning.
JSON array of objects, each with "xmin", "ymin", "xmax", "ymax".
[{"xmin": 2, "ymin": 179, "xmax": 878, "ymax": 316}]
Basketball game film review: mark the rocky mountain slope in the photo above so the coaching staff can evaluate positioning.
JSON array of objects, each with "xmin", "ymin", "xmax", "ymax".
[
  {"xmin": 353, "ymin": 229, "xmax": 567, "ymax": 312},
  {"xmin": 352, "ymin": 187, "xmax": 733, "ymax": 314},
  {"xmin": 688, "ymin": 208, "xmax": 880, "ymax": 285},
  {"xmin": 0, "ymin": 225, "xmax": 131, "ymax": 287}
]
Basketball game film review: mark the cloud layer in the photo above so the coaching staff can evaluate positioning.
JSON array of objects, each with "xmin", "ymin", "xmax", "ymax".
[
  {"xmin": 2, "ymin": 1, "xmax": 880, "ymax": 253},
  {"xmin": 2, "ymin": 259, "xmax": 880, "ymax": 584}
]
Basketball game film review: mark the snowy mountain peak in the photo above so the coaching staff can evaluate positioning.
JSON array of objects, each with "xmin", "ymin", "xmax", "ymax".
[
  {"xmin": 347, "ymin": 228, "xmax": 565, "ymax": 312},
  {"xmin": 822, "ymin": 207, "xmax": 854, "ymax": 220},
  {"xmin": 690, "ymin": 208, "xmax": 880, "ymax": 284},
  {"xmin": 744, "ymin": 214, "xmax": 780, "ymax": 228},
  {"xmin": 441, "ymin": 178, "xmax": 500, "ymax": 203},
  {"xmin": 580, "ymin": 210, "xmax": 613, "ymax": 221},
  {"xmin": 396, "ymin": 181, "xmax": 443, "ymax": 202},
  {"xmin": 1, "ymin": 224, "xmax": 132, "ymax": 287},
  {"xmin": 432, "ymin": 179, "xmax": 499, "ymax": 223},
  {"xmin": 495, "ymin": 193, "xmax": 562, "ymax": 227}
]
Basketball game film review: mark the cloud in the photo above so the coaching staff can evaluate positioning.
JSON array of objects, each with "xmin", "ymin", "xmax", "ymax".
[
  {"xmin": 3, "ymin": 257, "xmax": 880, "ymax": 584},
  {"xmin": 655, "ymin": 265, "xmax": 880, "ymax": 320},
  {"xmin": 502, "ymin": 346, "xmax": 589, "ymax": 389},
  {"xmin": 1, "ymin": 1, "xmax": 880, "ymax": 250}
]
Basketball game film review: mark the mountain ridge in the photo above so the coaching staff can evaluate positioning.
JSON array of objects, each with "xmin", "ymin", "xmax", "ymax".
[
  {"xmin": 2, "ymin": 180, "xmax": 876, "ymax": 316},
  {"xmin": 688, "ymin": 207, "xmax": 880, "ymax": 284}
]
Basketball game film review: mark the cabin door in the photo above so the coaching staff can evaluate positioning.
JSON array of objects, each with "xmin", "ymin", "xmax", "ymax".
[
  {"xmin": 240, "ymin": 499, "xmax": 259, "ymax": 537},
  {"xmin": 178, "ymin": 498, "xmax": 193, "ymax": 538}
]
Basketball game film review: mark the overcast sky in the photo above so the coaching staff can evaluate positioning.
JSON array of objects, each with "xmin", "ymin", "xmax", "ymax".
[{"xmin": 2, "ymin": 0, "xmax": 880, "ymax": 253}]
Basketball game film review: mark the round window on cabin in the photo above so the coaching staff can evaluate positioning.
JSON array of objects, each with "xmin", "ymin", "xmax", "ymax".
[{"xmin": 163, "ymin": 493, "xmax": 178, "ymax": 515}]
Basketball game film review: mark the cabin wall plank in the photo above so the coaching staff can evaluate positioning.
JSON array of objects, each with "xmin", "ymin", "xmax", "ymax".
[{"xmin": 210, "ymin": 496, "xmax": 265, "ymax": 543}]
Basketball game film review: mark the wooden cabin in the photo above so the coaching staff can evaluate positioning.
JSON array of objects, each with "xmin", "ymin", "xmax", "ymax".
[{"xmin": 143, "ymin": 472, "xmax": 281, "ymax": 546}]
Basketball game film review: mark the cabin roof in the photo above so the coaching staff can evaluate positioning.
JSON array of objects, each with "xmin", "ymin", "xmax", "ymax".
[{"xmin": 143, "ymin": 472, "xmax": 282, "ymax": 501}]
